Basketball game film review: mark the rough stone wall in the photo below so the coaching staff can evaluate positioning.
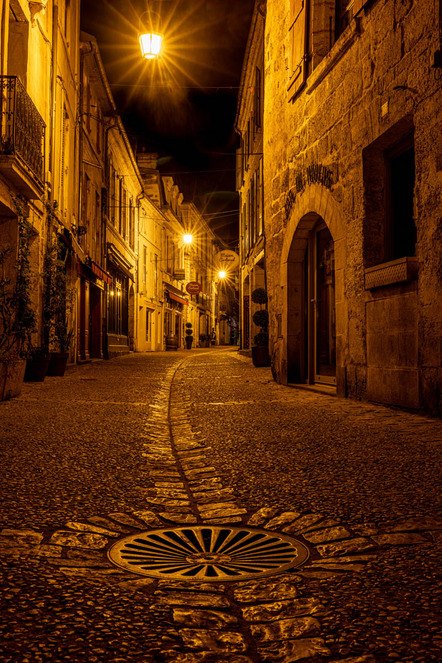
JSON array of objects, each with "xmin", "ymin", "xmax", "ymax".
[{"xmin": 264, "ymin": 0, "xmax": 442, "ymax": 413}]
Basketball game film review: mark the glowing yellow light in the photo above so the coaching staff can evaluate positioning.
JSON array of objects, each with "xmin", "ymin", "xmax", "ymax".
[
  {"xmin": 139, "ymin": 32, "xmax": 162, "ymax": 59},
  {"xmin": 110, "ymin": 290, "xmax": 115, "ymax": 296},
  {"xmin": 218, "ymin": 270, "xmax": 227, "ymax": 279},
  {"xmin": 183, "ymin": 234, "xmax": 193, "ymax": 244}
]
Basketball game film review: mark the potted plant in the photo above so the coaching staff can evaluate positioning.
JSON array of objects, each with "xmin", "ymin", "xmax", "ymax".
[
  {"xmin": 185, "ymin": 322, "xmax": 193, "ymax": 349},
  {"xmin": 0, "ymin": 203, "xmax": 37, "ymax": 397},
  {"xmin": 251, "ymin": 287, "xmax": 270, "ymax": 367},
  {"xmin": 44, "ymin": 236, "xmax": 74, "ymax": 376},
  {"xmin": 23, "ymin": 232, "xmax": 61, "ymax": 382}
]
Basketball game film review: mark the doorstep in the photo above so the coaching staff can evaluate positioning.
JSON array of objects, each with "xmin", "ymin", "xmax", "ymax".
[{"xmin": 288, "ymin": 382, "xmax": 337, "ymax": 397}]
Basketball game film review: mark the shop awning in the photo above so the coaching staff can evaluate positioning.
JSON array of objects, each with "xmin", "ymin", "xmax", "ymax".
[
  {"xmin": 90, "ymin": 260, "xmax": 112, "ymax": 284},
  {"xmin": 107, "ymin": 243, "xmax": 134, "ymax": 281},
  {"xmin": 167, "ymin": 291, "xmax": 188, "ymax": 306}
]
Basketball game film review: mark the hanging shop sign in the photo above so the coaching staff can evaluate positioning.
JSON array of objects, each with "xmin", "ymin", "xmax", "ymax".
[
  {"xmin": 186, "ymin": 281, "xmax": 202, "ymax": 295},
  {"xmin": 214, "ymin": 250, "xmax": 240, "ymax": 272}
]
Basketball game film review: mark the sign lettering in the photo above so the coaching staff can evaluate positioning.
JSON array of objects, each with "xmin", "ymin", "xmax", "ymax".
[{"xmin": 284, "ymin": 164, "xmax": 333, "ymax": 220}]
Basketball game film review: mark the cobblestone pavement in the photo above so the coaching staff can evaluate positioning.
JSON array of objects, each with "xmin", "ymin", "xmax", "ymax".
[{"xmin": 0, "ymin": 348, "xmax": 441, "ymax": 663}]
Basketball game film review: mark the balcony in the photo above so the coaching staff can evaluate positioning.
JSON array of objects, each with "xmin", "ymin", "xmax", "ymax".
[{"xmin": 0, "ymin": 76, "xmax": 45, "ymax": 198}]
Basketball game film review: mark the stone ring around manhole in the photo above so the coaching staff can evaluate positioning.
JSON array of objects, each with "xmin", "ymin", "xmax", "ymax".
[{"xmin": 108, "ymin": 525, "xmax": 309, "ymax": 582}]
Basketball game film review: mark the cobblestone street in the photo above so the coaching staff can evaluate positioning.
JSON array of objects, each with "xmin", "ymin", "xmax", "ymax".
[{"xmin": 1, "ymin": 348, "xmax": 441, "ymax": 663}]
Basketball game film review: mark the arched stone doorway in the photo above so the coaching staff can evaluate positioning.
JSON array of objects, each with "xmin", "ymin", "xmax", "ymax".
[{"xmin": 286, "ymin": 213, "xmax": 336, "ymax": 386}]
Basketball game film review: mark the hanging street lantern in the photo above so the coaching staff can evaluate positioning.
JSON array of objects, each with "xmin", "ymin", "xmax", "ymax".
[{"xmin": 139, "ymin": 9, "xmax": 163, "ymax": 59}]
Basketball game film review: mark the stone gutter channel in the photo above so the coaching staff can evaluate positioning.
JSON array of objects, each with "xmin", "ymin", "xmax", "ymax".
[{"xmin": 1, "ymin": 354, "xmax": 441, "ymax": 663}]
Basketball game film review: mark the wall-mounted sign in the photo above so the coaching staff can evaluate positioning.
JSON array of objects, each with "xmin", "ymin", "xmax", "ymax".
[
  {"xmin": 174, "ymin": 268, "xmax": 186, "ymax": 280},
  {"xmin": 284, "ymin": 163, "xmax": 333, "ymax": 221},
  {"xmin": 214, "ymin": 250, "xmax": 240, "ymax": 271},
  {"xmin": 186, "ymin": 281, "xmax": 202, "ymax": 295}
]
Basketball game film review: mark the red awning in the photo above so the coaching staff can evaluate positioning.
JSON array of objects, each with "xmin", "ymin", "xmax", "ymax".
[
  {"xmin": 90, "ymin": 261, "xmax": 112, "ymax": 284},
  {"xmin": 167, "ymin": 291, "xmax": 188, "ymax": 306}
]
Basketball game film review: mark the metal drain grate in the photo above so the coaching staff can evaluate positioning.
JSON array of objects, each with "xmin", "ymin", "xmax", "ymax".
[{"xmin": 108, "ymin": 525, "xmax": 309, "ymax": 582}]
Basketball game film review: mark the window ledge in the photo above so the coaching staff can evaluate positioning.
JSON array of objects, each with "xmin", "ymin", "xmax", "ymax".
[
  {"xmin": 306, "ymin": 21, "xmax": 361, "ymax": 96},
  {"xmin": 365, "ymin": 257, "xmax": 418, "ymax": 290}
]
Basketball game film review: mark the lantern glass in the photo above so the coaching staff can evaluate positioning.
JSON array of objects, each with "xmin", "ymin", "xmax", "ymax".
[{"xmin": 139, "ymin": 32, "xmax": 162, "ymax": 59}]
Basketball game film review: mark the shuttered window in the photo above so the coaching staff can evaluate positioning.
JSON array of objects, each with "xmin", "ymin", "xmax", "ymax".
[{"xmin": 288, "ymin": 0, "xmax": 309, "ymax": 101}]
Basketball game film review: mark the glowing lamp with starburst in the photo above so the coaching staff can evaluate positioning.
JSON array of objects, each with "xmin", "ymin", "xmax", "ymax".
[{"xmin": 139, "ymin": 10, "xmax": 163, "ymax": 59}]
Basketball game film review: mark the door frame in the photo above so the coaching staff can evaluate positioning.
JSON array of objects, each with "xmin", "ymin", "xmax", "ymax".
[{"xmin": 305, "ymin": 221, "xmax": 336, "ymax": 386}]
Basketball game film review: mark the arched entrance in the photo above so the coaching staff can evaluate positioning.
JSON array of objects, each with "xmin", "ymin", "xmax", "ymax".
[{"xmin": 287, "ymin": 214, "xmax": 336, "ymax": 386}]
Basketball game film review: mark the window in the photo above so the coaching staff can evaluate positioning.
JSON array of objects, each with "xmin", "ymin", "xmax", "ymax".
[
  {"xmin": 145, "ymin": 309, "xmax": 150, "ymax": 341},
  {"xmin": 288, "ymin": 0, "xmax": 309, "ymax": 100},
  {"xmin": 86, "ymin": 83, "xmax": 91, "ymax": 133},
  {"xmin": 94, "ymin": 191, "xmax": 100, "ymax": 257},
  {"xmin": 335, "ymin": 0, "xmax": 352, "ymax": 41},
  {"xmin": 129, "ymin": 199, "xmax": 135, "ymax": 249},
  {"xmin": 236, "ymin": 145, "xmax": 243, "ymax": 190},
  {"xmin": 60, "ymin": 108, "xmax": 69, "ymax": 212},
  {"xmin": 120, "ymin": 186, "xmax": 127, "ymax": 239},
  {"xmin": 250, "ymin": 171, "xmax": 256, "ymax": 248},
  {"xmin": 64, "ymin": 0, "xmax": 71, "ymax": 40},
  {"xmin": 108, "ymin": 277, "xmax": 128, "ymax": 336},
  {"xmin": 143, "ymin": 246, "xmax": 147, "ymax": 286},
  {"xmin": 166, "ymin": 235, "xmax": 173, "ymax": 274},
  {"xmin": 96, "ymin": 105, "xmax": 102, "ymax": 153},
  {"xmin": 288, "ymin": 0, "xmax": 359, "ymax": 101},
  {"xmin": 363, "ymin": 119, "xmax": 416, "ymax": 268},
  {"xmin": 254, "ymin": 67, "xmax": 262, "ymax": 129},
  {"xmin": 82, "ymin": 173, "xmax": 89, "ymax": 229},
  {"xmin": 153, "ymin": 254, "xmax": 158, "ymax": 296},
  {"xmin": 386, "ymin": 137, "xmax": 416, "ymax": 261},
  {"xmin": 257, "ymin": 159, "xmax": 263, "ymax": 237}
]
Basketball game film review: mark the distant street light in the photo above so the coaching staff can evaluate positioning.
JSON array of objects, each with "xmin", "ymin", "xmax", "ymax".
[
  {"xmin": 183, "ymin": 234, "xmax": 193, "ymax": 244},
  {"xmin": 218, "ymin": 270, "xmax": 227, "ymax": 279},
  {"xmin": 139, "ymin": 9, "xmax": 163, "ymax": 59}
]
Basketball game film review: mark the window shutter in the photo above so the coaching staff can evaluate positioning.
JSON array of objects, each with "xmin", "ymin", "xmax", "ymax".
[
  {"xmin": 288, "ymin": 0, "xmax": 308, "ymax": 100},
  {"xmin": 236, "ymin": 149, "xmax": 243, "ymax": 190}
]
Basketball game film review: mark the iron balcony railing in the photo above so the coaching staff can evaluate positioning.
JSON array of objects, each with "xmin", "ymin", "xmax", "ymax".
[{"xmin": 0, "ymin": 75, "xmax": 45, "ymax": 184}]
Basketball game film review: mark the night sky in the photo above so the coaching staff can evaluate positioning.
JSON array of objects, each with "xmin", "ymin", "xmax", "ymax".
[{"xmin": 80, "ymin": 0, "xmax": 255, "ymax": 244}]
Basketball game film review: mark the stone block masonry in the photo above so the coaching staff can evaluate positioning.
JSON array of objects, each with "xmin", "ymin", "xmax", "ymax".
[{"xmin": 263, "ymin": 0, "xmax": 442, "ymax": 414}]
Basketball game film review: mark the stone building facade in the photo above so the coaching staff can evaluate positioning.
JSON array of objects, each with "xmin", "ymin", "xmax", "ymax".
[
  {"xmin": 264, "ymin": 0, "xmax": 442, "ymax": 414},
  {"xmin": 0, "ymin": 0, "xmax": 81, "ymax": 358},
  {"xmin": 1, "ymin": 5, "xmax": 225, "ymax": 381},
  {"xmin": 80, "ymin": 33, "xmax": 142, "ymax": 360},
  {"xmin": 236, "ymin": 0, "xmax": 265, "ymax": 350},
  {"xmin": 137, "ymin": 155, "xmax": 223, "ymax": 351}
]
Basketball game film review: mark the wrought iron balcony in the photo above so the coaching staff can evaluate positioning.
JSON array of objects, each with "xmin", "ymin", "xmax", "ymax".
[{"xmin": 0, "ymin": 76, "xmax": 45, "ymax": 196}]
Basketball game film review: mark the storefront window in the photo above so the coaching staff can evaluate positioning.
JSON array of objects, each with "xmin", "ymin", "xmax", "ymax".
[{"xmin": 108, "ymin": 276, "xmax": 128, "ymax": 336}]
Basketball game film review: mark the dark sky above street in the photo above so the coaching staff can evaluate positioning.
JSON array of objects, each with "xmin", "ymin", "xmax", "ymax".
[{"xmin": 80, "ymin": 0, "xmax": 255, "ymax": 244}]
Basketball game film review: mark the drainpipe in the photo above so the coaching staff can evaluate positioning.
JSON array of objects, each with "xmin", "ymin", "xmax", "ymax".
[{"xmin": 0, "ymin": 0, "xmax": 9, "ymax": 77}]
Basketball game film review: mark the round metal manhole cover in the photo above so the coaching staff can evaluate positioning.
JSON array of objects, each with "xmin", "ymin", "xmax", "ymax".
[{"xmin": 108, "ymin": 525, "xmax": 309, "ymax": 582}]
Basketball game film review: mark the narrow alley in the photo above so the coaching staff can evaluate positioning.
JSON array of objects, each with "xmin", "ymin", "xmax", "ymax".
[{"xmin": 0, "ymin": 349, "xmax": 441, "ymax": 663}]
